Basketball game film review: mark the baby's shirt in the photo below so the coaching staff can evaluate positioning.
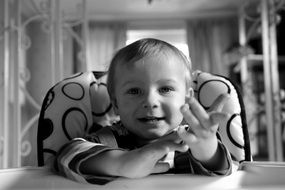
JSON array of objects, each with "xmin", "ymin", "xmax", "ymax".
[{"xmin": 54, "ymin": 123, "xmax": 233, "ymax": 185}]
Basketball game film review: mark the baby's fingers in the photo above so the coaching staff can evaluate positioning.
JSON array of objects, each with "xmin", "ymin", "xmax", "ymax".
[
  {"xmin": 181, "ymin": 104, "xmax": 199, "ymax": 126},
  {"xmin": 209, "ymin": 112, "xmax": 229, "ymax": 131},
  {"xmin": 210, "ymin": 112, "xmax": 229, "ymax": 124},
  {"xmin": 181, "ymin": 102, "xmax": 211, "ymax": 130},
  {"xmin": 186, "ymin": 97, "xmax": 210, "ymax": 125},
  {"xmin": 148, "ymin": 140, "xmax": 189, "ymax": 157},
  {"xmin": 177, "ymin": 126, "xmax": 198, "ymax": 144},
  {"xmin": 208, "ymin": 94, "xmax": 230, "ymax": 112}
]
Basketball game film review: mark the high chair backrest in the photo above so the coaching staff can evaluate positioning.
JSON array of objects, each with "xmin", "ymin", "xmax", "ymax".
[
  {"xmin": 37, "ymin": 71, "xmax": 251, "ymax": 167},
  {"xmin": 192, "ymin": 70, "xmax": 251, "ymax": 162}
]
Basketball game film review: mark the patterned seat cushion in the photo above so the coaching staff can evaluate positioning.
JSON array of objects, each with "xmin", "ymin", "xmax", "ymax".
[
  {"xmin": 192, "ymin": 71, "xmax": 251, "ymax": 162},
  {"xmin": 37, "ymin": 71, "xmax": 118, "ymax": 166}
]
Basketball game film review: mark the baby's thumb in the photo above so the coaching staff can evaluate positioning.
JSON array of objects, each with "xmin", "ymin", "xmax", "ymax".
[
  {"xmin": 177, "ymin": 125, "xmax": 197, "ymax": 144},
  {"xmin": 152, "ymin": 162, "xmax": 170, "ymax": 174}
]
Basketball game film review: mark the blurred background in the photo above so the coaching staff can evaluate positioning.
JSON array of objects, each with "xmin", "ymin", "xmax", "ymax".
[{"xmin": 0, "ymin": 0, "xmax": 285, "ymax": 168}]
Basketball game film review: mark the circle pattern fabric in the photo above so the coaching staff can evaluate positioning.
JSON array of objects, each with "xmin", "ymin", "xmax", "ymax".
[
  {"xmin": 37, "ymin": 71, "xmax": 118, "ymax": 166},
  {"xmin": 192, "ymin": 71, "xmax": 251, "ymax": 162}
]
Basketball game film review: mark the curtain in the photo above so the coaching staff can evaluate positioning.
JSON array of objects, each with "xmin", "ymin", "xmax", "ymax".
[
  {"xmin": 86, "ymin": 22, "xmax": 127, "ymax": 72},
  {"xmin": 186, "ymin": 18, "xmax": 238, "ymax": 76}
]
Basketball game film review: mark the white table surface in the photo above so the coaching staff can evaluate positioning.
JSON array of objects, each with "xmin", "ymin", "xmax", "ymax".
[{"xmin": 0, "ymin": 162, "xmax": 285, "ymax": 190}]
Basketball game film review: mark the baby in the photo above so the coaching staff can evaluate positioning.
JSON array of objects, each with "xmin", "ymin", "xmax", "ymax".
[{"xmin": 55, "ymin": 38, "xmax": 232, "ymax": 184}]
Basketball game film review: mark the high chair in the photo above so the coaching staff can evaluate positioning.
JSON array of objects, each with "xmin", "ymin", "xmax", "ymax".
[{"xmin": 37, "ymin": 70, "xmax": 251, "ymax": 167}]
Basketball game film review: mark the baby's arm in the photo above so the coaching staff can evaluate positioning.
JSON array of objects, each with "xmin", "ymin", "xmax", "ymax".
[
  {"xmin": 178, "ymin": 93, "xmax": 230, "ymax": 170},
  {"xmin": 80, "ymin": 132, "xmax": 188, "ymax": 178}
]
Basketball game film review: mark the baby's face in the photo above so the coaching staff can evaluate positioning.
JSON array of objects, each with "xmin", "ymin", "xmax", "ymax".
[{"xmin": 113, "ymin": 55, "xmax": 189, "ymax": 143}]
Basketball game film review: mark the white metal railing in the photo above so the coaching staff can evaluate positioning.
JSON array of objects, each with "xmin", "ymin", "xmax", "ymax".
[
  {"xmin": 0, "ymin": 0, "xmax": 88, "ymax": 168},
  {"xmin": 1, "ymin": 0, "xmax": 10, "ymax": 168}
]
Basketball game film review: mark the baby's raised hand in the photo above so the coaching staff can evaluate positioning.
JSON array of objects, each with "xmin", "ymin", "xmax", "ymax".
[{"xmin": 178, "ymin": 92, "xmax": 229, "ymax": 162}]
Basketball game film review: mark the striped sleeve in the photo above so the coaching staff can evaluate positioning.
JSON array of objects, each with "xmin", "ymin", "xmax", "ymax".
[
  {"xmin": 174, "ymin": 141, "xmax": 233, "ymax": 176},
  {"xmin": 54, "ymin": 138, "xmax": 118, "ymax": 184}
]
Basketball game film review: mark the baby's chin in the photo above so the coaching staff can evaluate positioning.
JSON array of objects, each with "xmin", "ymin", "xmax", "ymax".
[
  {"xmin": 142, "ymin": 129, "xmax": 177, "ymax": 141},
  {"xmin": 133, "ymin": 132, "xmax": 165, "ymax": 145}
]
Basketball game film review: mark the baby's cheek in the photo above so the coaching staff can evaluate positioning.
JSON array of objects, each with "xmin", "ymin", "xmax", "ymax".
[{"xmin": 171, "ymin": 104, "xmax": 184, "ymax": 125}]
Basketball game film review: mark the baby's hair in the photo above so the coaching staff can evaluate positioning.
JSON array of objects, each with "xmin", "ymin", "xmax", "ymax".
[{"xmin": 107, "ymin": 38, "xmax": 192, "ymax": 100}]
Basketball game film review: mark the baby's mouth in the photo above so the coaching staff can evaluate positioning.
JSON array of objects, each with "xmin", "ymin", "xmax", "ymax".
[{"xmin": 138, "ymin": 116, "xmax": 165, "ymax": 123}]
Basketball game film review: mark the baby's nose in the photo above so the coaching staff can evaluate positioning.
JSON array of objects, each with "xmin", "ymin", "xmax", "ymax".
[{"xmin": 142, "ymin": 91, "xmax": 159, "ymax": 109}]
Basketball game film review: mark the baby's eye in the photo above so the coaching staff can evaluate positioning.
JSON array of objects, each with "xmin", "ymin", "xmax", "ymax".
[
  {"xmin": 159, "ymin": 86, "xmax": 174, "ymax": 94},
  {"xmin": 126, "ymin": 88, "xmax": 142, "ymax": 95}
]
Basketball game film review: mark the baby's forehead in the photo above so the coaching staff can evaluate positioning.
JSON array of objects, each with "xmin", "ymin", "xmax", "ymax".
[
  {"xmin": 124, "ymin": 53, "xmax": 184, "ymax": 67},
  {"xmin": 116, "ymin": 57, "xmax": 188, "ymax": 81}
]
